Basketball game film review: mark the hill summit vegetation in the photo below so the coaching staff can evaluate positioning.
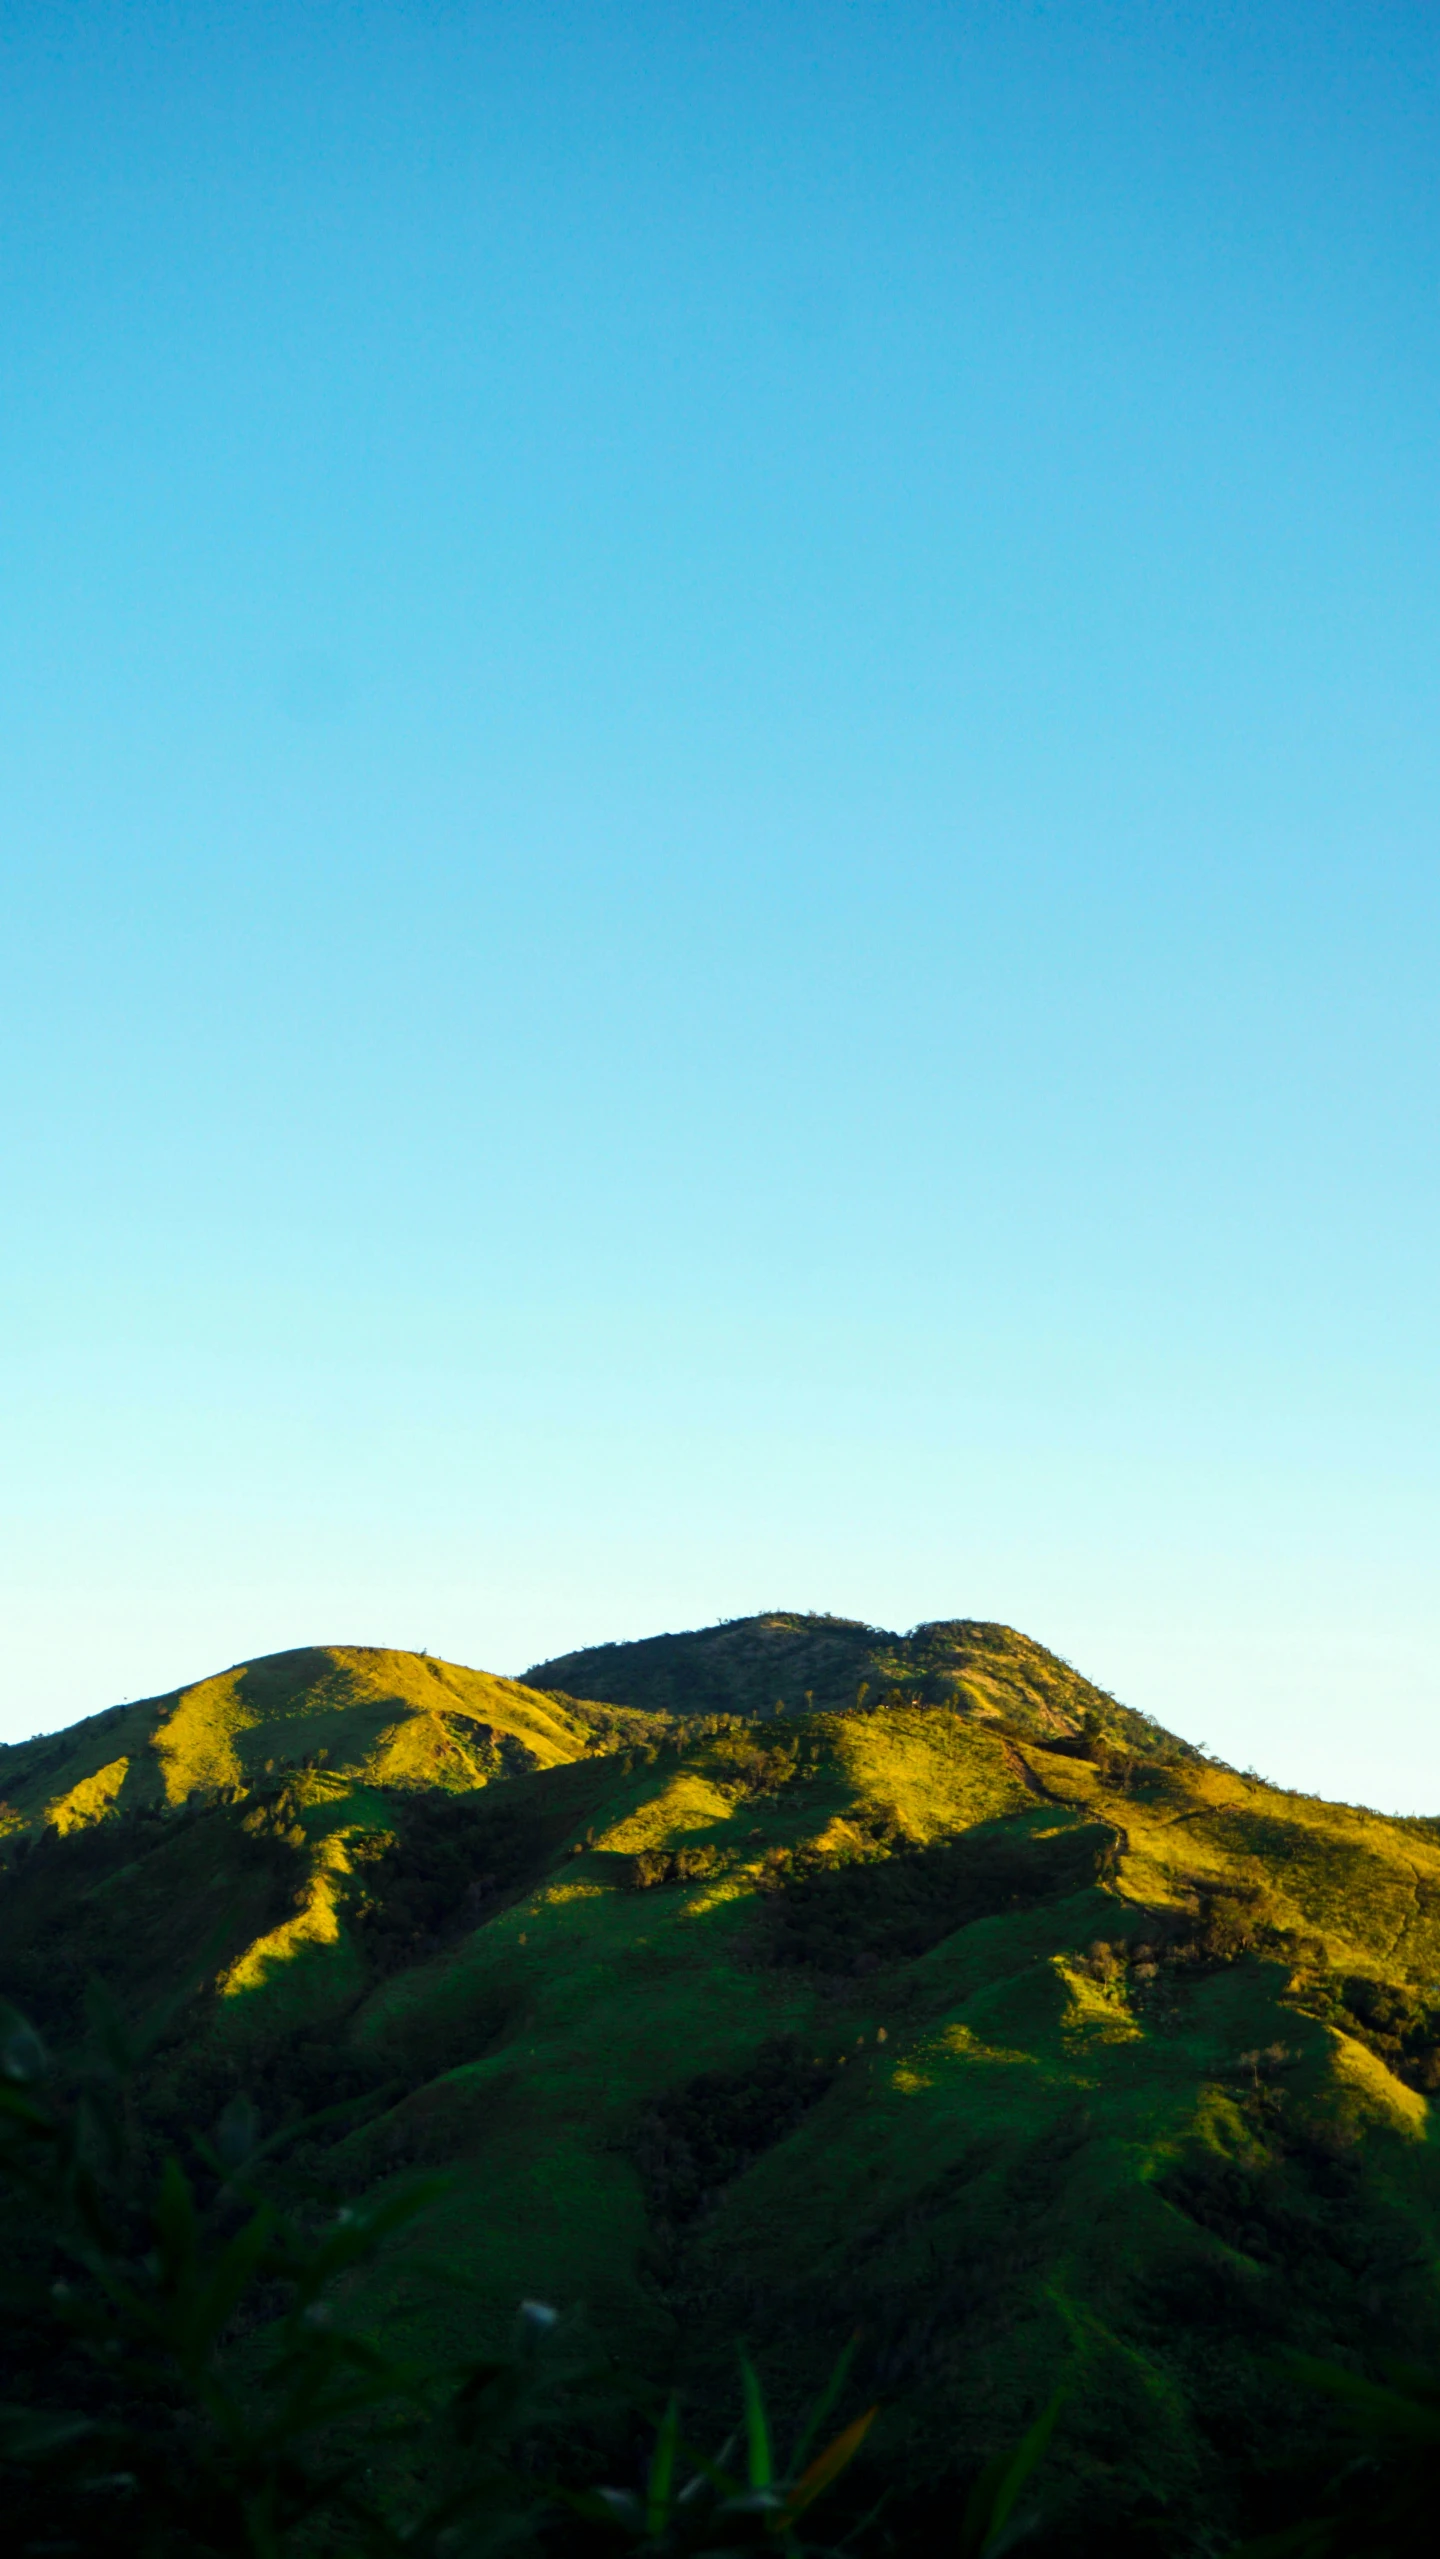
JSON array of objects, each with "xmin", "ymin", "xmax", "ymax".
[{"xmin": 3, "ymin": 1612, "xmax": 1440, "ymax": 2553}]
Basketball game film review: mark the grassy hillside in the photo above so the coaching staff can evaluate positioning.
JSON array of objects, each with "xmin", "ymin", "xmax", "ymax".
[
  {"xmin": 3, "ymin": 1621, "xmax": 1439, "ymax": 2550},
  {"xmin": 527, "ymin": 1611, "xmax": 1195, "ymax": 1760},
  {"xmin": 0, "ymin": 1643, "xmax": 656, "ymax": 1839}
]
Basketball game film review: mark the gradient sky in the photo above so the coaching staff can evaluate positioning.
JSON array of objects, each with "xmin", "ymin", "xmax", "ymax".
[{"xmin": 3, "ymin": 2, "xmax": 1438, "ymax": 1807}]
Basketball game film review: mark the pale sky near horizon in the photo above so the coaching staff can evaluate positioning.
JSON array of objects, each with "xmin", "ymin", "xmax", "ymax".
[{"xmin": 3, "ymin": 2, "xmax": 1439, "ymax": 1811}]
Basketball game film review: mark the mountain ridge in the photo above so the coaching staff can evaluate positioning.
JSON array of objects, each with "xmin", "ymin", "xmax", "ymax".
[
  {"xmin": 527, "ymin": 1609, "xmax": 1196, "ymax": 1762},
  {"xmin": 0, "ymin": 1614, "xmax": 1197, "ymax": 1847}
]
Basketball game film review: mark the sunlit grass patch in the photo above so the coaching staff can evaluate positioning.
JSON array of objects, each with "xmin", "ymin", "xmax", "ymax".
[
  {"xmin": 1324, "ymin": 2028, "xmax": 1430, "ymax": 2138},
  {"xmin": 46, "ymin": 1755, "xmax": 130, "ymax": 1833},
  {"xmin": 218, "ymin": 1830, "xmax": 357, "ymax": 2008},
  {"xmin": 595, "ymin": 1771, "xmax": 737, "ymax": 1851}
]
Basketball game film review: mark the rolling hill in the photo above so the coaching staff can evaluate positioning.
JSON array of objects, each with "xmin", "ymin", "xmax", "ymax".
[
  {"xmin": 0, "ymin": 1642, "xmax": 654, "ymax": 1837},
  {"xmin": 525, "ymin": 1610, "xmax": 1193, "ymax": 1759},
  {"xmin": 3, "ymin": 1613, "xmax": 1439, "ymax": 2549}
]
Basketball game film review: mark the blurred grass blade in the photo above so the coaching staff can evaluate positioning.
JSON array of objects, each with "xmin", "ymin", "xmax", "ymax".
[
  {"xmin": 789, "ymin": 2332, "xmax": 861, "ymax": 2478},
  {"xmin": 154, "ymin": 2156, "xmax": 201, "ymax": 2291},
  {"xmin": 646, "ymin": 2391, "xmax": 681, "ymax": 2536},
  {"xmin": 1288, "ymin": 2354, "xmax": 1440, "ymax": 2443},
  {"xmin": 0, "ymin": 2002, "xmax": 49, "ymax": 2086},
  {"xmin": 960, "ymin": 2389, "xmax": 1064, "ymax": 2558},
  {"xmin": 740, "ymin": 2347, "xmax": 773, "ymax": 2489},
  {"xmin": 782, "ymin": 2403, "xmax": 878, "ymax": 2524}
]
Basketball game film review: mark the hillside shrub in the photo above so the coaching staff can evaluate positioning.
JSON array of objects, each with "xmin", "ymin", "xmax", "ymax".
[
  {"xmin": 627, "ymin": 1846, "xmax": 722, "ymax": 1891},
  {"xmin": 629, "ymin": 2041, "xmax": 837, "ymax": 2231}
]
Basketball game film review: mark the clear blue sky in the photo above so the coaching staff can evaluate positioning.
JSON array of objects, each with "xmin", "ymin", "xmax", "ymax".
[{"xmin": 3, "ymin": 2, "xmax": 1438, "ymax": 1808}]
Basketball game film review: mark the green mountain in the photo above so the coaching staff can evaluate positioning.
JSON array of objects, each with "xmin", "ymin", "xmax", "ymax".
[
  {"xmin": 3, "ymin": 1614, "xmax": 1440, "ymax": 2549},
  {"xmin": 0, "ymin": 1642, "xmax": 651, "ymax": 1837},
  {"xmin": 526, "ymin": 1610, "xmax": 1193, "ymax": 1760}
]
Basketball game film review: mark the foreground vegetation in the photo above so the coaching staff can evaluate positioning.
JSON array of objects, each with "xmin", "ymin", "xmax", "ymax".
[
  {"xmin": 0, "ymin": 1982, "xmax": 894, "ymax": 2554},
  {"xmin": 3, "ymin": 1614, "xmax": 1440, "ymax": 2549}
]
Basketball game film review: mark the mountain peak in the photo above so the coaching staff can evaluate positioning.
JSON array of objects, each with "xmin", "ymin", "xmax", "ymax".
[{"xmin": 525, "ymin": 1609, "xmax": 1191, "ymax": 1759}]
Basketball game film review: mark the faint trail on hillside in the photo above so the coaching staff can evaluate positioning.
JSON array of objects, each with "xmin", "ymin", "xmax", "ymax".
[
  {"xmin": 1002, "ymin": 1742, "xmax": 1062, "ymax": 1803},
  {"xmin": 1386, "ymin": 1856, "xmax": 1423, "ymax": 1965}
]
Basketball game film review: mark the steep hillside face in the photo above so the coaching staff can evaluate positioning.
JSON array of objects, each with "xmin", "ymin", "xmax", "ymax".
[
  {"xmin": 2, "ymin": 1625, "xmax": 1438, "ymax": 2550},
  {"xmin": 0, "ymin": 1645, "xmax": 652, "ymax": 1839},
  {"xmin": 527, "ymin": 1611, "xmax": 1191, "ymax": 1761}
]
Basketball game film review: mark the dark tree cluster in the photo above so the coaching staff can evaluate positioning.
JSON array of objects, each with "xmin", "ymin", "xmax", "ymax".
[{"xmin": 758, "ymin": 1818, "xmax": 1119, "ymax": 1975}]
